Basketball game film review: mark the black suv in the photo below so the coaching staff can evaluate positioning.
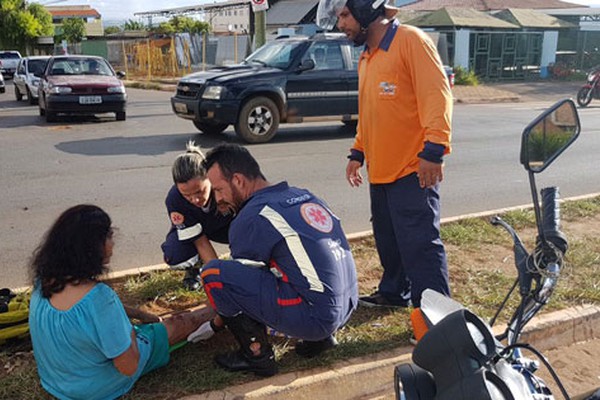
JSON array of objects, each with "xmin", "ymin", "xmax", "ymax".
[{"xmin": 171, "ymin": 33, "xmax": 360, "ymax": 143}]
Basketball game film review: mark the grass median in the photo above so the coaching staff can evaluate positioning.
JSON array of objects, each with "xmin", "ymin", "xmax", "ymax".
[{"xmin": 1, "ymin": 196, "xmax": 599, "ymax": 399}]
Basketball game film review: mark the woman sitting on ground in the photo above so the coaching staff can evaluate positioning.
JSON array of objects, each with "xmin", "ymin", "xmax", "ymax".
[{"xmin": 29, "ymin": 204, "xmax": 214, "ymax": 400}]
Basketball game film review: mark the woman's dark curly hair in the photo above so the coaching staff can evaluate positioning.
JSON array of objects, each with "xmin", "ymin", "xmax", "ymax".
[{"xmin": 31, "ymin": 204, "xmax": 113, "ymax": 298}]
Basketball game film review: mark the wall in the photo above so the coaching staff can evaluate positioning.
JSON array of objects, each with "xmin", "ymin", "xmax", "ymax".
[
  {"xmin": 454, "ymin": 29, "xmax": 470, "ymax": 70},
  {"xmin": 81, "ymin": 40, "xmax": 108, "ymax": 58},
  {"xmin": 540, "ymin": 31, "xmax": 559, "ymax": 78}
]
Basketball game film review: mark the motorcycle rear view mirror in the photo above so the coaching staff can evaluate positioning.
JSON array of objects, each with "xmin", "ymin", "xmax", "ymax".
[{"xmin": 520, "ymin": 99, "xmax": 580, "ymax": 173}]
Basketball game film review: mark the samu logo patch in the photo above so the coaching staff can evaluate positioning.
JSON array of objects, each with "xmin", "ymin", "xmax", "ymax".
[
  {"xmin": 300, "ymin": 203, "xmax": 333, "ymax": 233},
  {"xmin": 170, "ymin": 212, "xmax": 185, "ymax": 226},
  {"xmin": 379, "ymin": 81, "xmax": 396, "ymax": 96}
]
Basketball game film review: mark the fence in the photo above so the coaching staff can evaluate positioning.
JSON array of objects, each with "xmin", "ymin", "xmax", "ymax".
[{"xmin": 104, "ymin": 33, "xmax": 252, "ymax": 78}]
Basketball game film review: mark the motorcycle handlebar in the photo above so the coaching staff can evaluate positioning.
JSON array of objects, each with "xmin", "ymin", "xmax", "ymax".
[{"xmin": 540, "ymin": 187, "xmax": 568, "ymax": 256}]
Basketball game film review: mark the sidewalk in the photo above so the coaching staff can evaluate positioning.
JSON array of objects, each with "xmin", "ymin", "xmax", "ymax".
[
  {"xmin": 452, "ymin": 80, "xmax": 581, "ymax": 103},
  {"xmin": 124, "ymin": 77, "xmax": 582, "ymax": 104}
]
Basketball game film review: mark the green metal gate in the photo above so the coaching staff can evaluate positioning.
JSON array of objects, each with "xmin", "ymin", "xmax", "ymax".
[{"xmin": 470, "ymin": 31, "xmax": 543, "ymax": 80}]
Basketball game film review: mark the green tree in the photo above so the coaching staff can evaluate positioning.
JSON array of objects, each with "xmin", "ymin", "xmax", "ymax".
[
  {"xmin": 123, "ymin": 19, "xmax": 146, "ymax": 31},
  {"xmin": 0, "ymin": 0, "xmax": 54, "ymax": 51},
  {"xmin": 190, "ymin": 20, "xmax": 210, "ymax": 34},
  {"xmin": 171, "ymin": 16, "xmax": 210, "ymax": 34},
  {"xmin": 59, "ymin": 18, "xmax": 85, "ymax": 44},
  {"xmin": 28, "ymin": 3, "xmax": 53, "ymax": 36},
  {"xmin": 155, "ymin": 21, "xmax": 175, "ymax": 35},
  {"xmin": 150, "ymin": 16, "xmax": 210, "ymax": 35}
]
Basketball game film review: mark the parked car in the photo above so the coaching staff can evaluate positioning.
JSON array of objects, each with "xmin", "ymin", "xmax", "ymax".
[
  {"xmin": 37, "ymin": 55, "xmax": 127, "ymax": 122},
  {"xmin": 172, "ymin": 33, "xmax": 359, "ymax": 143},
  {"xmin": 0, "ymin": 50, "xmax": 22, "ymax": 78},
  {"xmin": 171, "ymin": 34, "xmax": 455, "ymax": 143},
  {"xmin": 14, "ymin": 56, "xmax": 50, "ymax": 104},
  {"xmin": 0, "ymin": 71, "xmax": 5, "ymax": 94}
]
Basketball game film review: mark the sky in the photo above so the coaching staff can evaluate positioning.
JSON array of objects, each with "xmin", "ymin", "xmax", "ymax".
[
  {"xmin": 35, "ymin": 0, "xmax": 213, "ymax": 22},
  {"xmin": 35, "ymin": 0, "xmax": 600, "ymax": 23}
]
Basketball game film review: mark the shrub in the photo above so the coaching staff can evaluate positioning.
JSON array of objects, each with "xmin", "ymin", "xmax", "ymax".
[
  {"xmin": 454, "ymin": 66, "xmax": 480, "ymax": 86},
  {"xmin": 547, "ymin": 62, "xmax": 585, "ymax": 81}
]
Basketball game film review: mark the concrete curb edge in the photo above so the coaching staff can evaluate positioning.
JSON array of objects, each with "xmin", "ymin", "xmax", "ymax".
[{"xmin": 346, "ymin": 191, "xmax": 600, "ymax": 244}]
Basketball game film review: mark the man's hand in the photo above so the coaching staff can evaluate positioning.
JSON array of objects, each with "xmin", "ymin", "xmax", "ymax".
[
  {"xmin": 346, "ymin": 160, "xmax": 363, "ymax": 187},
  {"xmin": 418, "ymin": 159, "xmax": 444, "ymax": 188},
  {"xmin": 187, "ymin": 320, "xmax": 215, "ymax": 343}
]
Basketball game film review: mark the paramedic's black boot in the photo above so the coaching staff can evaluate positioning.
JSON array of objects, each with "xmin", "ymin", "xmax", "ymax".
[
  {"xmin": 182, "ymin": 267, "xmax": 201, "ymax": 291},
  {"xmin": 295, "ymin": 335, "xmax": 338, "ymax": 358},
  {"xmin": 215, "ymin": 313, "xmax": 278, "ymax": 377}
]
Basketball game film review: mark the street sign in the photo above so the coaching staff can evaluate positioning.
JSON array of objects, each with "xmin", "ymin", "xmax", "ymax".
[{"xmin": 251, "ymin": 0, "xmax": 269, "ymax": 12}]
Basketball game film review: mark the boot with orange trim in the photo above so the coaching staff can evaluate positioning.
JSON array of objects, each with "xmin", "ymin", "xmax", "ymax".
[{"xmin": 214, "ymin": 313, "xmax": 278, "ymax": 377}]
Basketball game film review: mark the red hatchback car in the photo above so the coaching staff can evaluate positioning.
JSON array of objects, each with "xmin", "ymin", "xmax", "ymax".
[{"xmin": 37, "ymin": 55, "xmax": 127, "ymax": 122}]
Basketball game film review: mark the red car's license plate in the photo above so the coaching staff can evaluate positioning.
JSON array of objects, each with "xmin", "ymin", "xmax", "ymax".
[{"xmin": 79, "ymin": 96, "xmax": 102, "ymax": 104}]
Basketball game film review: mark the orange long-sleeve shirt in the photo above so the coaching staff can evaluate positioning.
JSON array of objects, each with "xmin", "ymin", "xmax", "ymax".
[{"xmin": 353, "ymin": 21, "xmax": 453, "ymax": 184}]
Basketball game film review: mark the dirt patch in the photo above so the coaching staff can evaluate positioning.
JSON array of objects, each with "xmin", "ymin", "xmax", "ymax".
[{"xmin": 538, "ymin": 338, "xmax": 600, "ymax": 398}]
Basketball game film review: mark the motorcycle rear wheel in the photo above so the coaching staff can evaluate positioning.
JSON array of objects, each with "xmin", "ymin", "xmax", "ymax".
[{"xmin": 577, "ymin": 87, "xmax": 592, "ymax": 107}]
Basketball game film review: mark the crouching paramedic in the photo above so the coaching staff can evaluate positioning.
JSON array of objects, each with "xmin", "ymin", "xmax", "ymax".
[
  {"xmin": 161, "ymin": 141, "xmax": 234, "ymax": 291},
  {"xmin": 192, "ymin": 144, "xmax": 358, "ymax": 376}
]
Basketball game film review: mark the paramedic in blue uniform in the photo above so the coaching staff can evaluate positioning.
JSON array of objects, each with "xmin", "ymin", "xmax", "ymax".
[
  {"xmin": 191, "ymin": 144, "xmax": 358, "ymax": 377},
  {"xmin": 161, "ymin": 141, "xmax": 234, "ymax": 291}
]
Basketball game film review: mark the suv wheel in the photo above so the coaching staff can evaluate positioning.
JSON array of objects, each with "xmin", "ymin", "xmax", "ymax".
[
  {"xmin": 193, "ymin": 121, "xmax": 228, "ymax": 135},
  {"xmin": 15, "ymin": 85, "xmax": 23, "ymax": 101},
  {"xmin": 235, "ymin": 96, "xmax": 279, "ymax": 144}
]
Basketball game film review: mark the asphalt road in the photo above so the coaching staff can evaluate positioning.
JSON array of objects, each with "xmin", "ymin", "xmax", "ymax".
[{"xmin": 1, "ymin": 81, "xmax": 599, "ymax": 288}]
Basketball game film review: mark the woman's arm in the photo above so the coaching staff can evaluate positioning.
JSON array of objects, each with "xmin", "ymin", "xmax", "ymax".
[
  {"xmin": 194, "ymin": 235, "xmax": 218, "ymax": 264},
  {"xmin": 112, "ymin": 328, "xmax": 140, "ymax": 376}
]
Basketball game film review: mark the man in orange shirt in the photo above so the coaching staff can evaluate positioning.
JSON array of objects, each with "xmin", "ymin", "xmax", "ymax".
[{"xmin": 317, "ymin": 0, "xmax": 452, "ymax": 308}]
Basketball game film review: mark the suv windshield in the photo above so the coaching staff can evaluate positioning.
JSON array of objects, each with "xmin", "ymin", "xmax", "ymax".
[{"xmin": 244, "ymin": 41, "xmax": 305, "ymax": 70}]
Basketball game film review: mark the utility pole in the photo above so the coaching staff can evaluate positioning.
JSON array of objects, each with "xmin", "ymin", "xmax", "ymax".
[
  {"xmin": 250, "ymin": 0, "xmax": 268, "ymax": 49},
  {"xmin": 255, "ymin": 10, "xmax": 266, "ymax": 48}
]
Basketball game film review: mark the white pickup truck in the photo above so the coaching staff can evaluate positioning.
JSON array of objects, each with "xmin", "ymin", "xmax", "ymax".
[{"xmin": 0, "ymin": 51, "xmax": 22, "ymax": 78}]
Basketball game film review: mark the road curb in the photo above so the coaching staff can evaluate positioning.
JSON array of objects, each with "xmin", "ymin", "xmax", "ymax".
[
  {"xmin": 346, "ymin": 192, "xmax": 600, "ymax": 244},
  {"xmin": 180, "ymin": 304, "xmax": 600, "ymax": 400}
]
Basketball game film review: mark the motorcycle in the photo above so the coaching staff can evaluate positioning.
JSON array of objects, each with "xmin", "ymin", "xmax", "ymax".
[
  {"xmin": 577, "ymin": 66, "xmax": 600, "ymax": 108},
  {"xmin": 394, "ymin": 99, "xmax": 582, "ymax": 400}
]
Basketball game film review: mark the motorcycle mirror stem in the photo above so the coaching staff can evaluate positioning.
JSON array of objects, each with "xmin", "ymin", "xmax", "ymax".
[{"xmin": 520, "ymin": 99, "xmax": 580, "ymax": 248}]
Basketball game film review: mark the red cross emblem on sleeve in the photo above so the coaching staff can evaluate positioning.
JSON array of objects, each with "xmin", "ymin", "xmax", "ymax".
[{"xmin": 301, "ymin": 203, "xmax": 333, "ymax": 233}]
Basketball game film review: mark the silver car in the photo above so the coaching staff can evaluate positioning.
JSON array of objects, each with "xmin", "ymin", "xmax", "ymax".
[
  {"xmin": 14, "ymin": 56, "xmax": 50, "ymax": 104},
  {"xmin": 0, "ymin": 71, "xmax": 4, "ymax": 94}
]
